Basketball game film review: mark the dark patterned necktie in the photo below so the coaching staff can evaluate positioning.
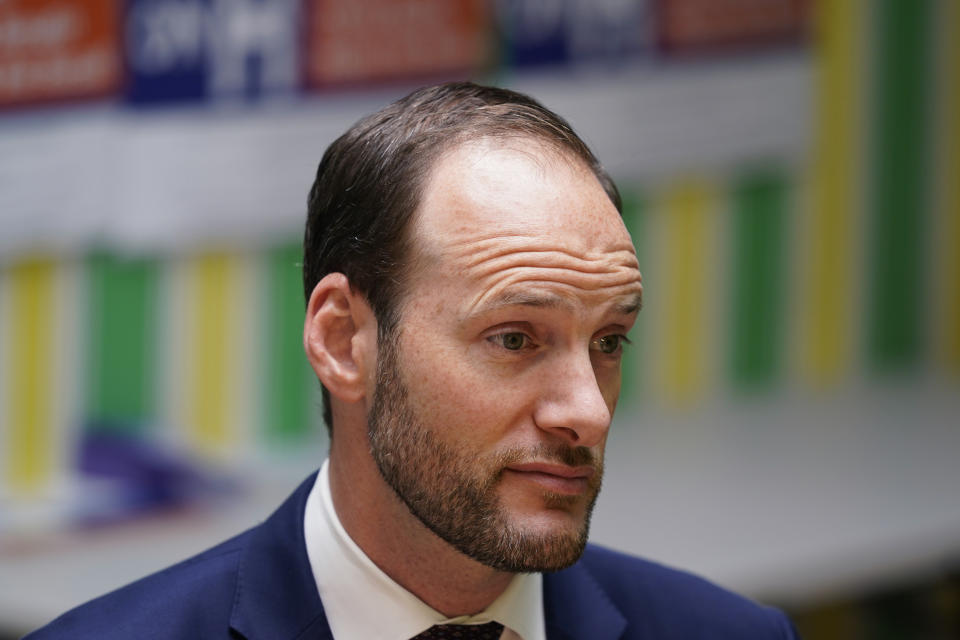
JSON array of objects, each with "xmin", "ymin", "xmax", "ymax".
[{"xmin": 411, "ymin": 621, "xmax": 504, "ymax": 639}]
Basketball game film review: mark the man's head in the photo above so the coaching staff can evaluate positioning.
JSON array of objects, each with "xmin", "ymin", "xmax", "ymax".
[
  {"xmin": 303, "ymin": 82, "xmax": 622, "ymax": 431},
  {"xmin": 303, "ymin": 82, "xmax": 642, "ymax": 573}
]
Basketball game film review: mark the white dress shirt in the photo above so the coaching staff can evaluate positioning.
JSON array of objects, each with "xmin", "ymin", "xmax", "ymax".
[{"xmin": 303, "ymin": 459, "xmax": 546, "ymax": 640}]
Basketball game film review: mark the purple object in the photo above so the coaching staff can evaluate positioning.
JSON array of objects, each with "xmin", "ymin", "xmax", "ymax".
[{"xmin": 74, "ymin": 426, "xmax": 236, "ymax": 525}]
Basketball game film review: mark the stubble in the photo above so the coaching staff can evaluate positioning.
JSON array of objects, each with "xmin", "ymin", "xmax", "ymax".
[{"xmin": 367, "ymin": 331, "xmax": 602, "ymax": 573}]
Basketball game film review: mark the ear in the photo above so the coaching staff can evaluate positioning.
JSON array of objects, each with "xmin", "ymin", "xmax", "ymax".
[{"xmin": 303, "ymin": 273, "xmax": 377, "ymax": 404}]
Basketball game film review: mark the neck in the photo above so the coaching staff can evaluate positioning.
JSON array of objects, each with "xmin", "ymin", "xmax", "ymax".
[{"xmin": 328, "ymin": 434, "xmax": 515, "ymax": 616}]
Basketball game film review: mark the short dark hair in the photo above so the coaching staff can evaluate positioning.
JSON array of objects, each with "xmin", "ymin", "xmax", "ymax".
[{"xmin": 303, "ymin": 81, "xmax": 621, "ymax": 433}]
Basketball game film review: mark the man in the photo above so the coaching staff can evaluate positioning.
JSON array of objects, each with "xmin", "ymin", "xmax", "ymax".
[{"xmin": 29, "ymin": 82, "xmax": 798, "ymax": 639}]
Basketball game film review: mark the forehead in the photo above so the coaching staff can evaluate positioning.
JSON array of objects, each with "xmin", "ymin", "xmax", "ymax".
[
  {"xmin": 405, "ymin": 139, "xmax": 641, "ymax": 309},
  {"xmin": 414, "ymin": 139, "xmax": 624, "ymax": 248}
]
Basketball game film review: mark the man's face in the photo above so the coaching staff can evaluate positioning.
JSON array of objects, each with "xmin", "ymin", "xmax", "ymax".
[{"xmin": 368, "ymin": 139, "xmax": 642, "ymax": 572}]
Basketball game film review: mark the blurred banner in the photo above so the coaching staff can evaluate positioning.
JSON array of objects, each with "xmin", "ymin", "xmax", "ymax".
[
  {"xmin": 0, "ymin": 0, "xmax": 122, "ymax": 108},
  {"xmin": 304, "ymin": 0, "xmax": 491, "ymax": 86},
  {"xmin": 655, "ymin": 0, "xmax": 807, "ymax": 54},
  {"xmin": 125, "ymin": 0, "xmax": 301, "ymax": 103}
]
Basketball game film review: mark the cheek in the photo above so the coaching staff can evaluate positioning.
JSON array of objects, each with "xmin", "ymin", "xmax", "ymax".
[
  {"xmin": 413, "ymin": 364, "xmax": 530, "ymax": 428},
  {"xmin": 399, "ymin": 339, "xmax": 534, "ymax": 442}
]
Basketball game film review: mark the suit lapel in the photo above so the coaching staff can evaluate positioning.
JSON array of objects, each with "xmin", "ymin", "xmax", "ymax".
[
  {"xmin": 229, "ymin": 472, "xmax": 335, "ymax": 640},
  {"xmin": 543, "ymin": 561, "xmax": 627, "ymax": 640}
]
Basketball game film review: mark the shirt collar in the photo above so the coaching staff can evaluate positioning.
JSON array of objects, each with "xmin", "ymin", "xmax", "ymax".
[{"xmin": 304, "ymin": 459, "xmax": 545, "ymax": 640}]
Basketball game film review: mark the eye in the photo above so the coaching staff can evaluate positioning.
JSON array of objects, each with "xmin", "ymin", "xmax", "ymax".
[
  {"xmin": 591, "ymin": 334, "xmax": 630, "ymax": 355},
  {"xmin": 488, "ymin": 332, "xmax": 531, "ymax": 351}
]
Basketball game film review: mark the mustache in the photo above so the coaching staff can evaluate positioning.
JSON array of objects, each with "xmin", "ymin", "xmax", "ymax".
[{"xmin": 491, "ymin": 443, "xmax": 599, "ymax": 471}]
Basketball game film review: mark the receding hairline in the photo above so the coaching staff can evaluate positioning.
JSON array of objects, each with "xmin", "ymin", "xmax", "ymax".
[{"xmin": 394, "ymin": 134, "xmax": 620, "ymax": 301}]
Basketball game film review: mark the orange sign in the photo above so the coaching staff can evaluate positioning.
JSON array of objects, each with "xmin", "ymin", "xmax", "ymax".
[
  {"xmin": 305, "ymin": 0, "xmax": 491, "ymax": 86},
  {"xmin": 0, "ymin": 0, "xmax": 122, "ymax": 107},
  {"xmin": 657, "ymin": 0, "xmax": 808, "ymax": 54}
]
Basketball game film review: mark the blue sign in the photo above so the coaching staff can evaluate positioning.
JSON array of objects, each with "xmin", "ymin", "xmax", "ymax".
[
  {"xmin": 496, "ymin": 0, "xmax": 652, "ymax": 68},
  {"xmin": 497, "ymin": 0, "xmax": 569, "ymax": 67},
  {"xmin": 125, "ymin": 0, "xmax": 301, "ymax": 105}
]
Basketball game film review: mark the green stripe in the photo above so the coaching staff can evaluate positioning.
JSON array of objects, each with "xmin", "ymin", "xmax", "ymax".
[
  {"xmin": 619, "ymin": 186, "xmax": 646, "ymax": 406},
  {"xmin": 867, "ymin": 0, "xmax": 933, "ymax": 372},
  {"xmin": 85, "ymin": 253, "xmax": 158, "ymax": 428},
  {"xmin": 730, "ymin": 171, "xmax": 788, "ymax": 390},
  {"xmin": 263, "ymin": 243, "xmax": 312, "ymax": 443}
]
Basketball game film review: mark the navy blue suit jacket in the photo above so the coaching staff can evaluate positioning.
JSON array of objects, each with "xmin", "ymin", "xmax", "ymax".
[{"xmin": 27, "ymin": 473, "xmax": 798, "ymax": 639}]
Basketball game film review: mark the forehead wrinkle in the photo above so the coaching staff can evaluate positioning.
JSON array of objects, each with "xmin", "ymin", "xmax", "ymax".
[
  {"xmin": 446, "ymin": 235, "xmax": 639, "ymax": 272},
  {"xmin": 461, "ymin": 249, "xmax": 640, "ymax": 280},
  {"xmin": 440, "ymin": 235, "xmax": 643, "ymax": 318},
  {"xmin": 469, "ymin": 288, "xmax": 643, "ymax": 320},
  {"xmin": 446, "ymin": 240, "xmax": 640, "ymax": 283},
  {"xmin": 464, "ymin": 266, "xmax": 643, "ymax": 317},
  {"xmin": 460, "ymin": 248, "xmax": 640, "ymax": 294}
]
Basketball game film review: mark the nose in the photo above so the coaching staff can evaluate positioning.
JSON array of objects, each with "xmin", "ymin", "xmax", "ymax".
[{"xmin": 532, "ymin": 351, "xmax": 612, "ymax": 448}]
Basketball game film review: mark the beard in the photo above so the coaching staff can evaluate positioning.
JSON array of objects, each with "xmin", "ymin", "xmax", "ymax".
[{"xmin": 367, "ymin": 330, "xmax": 603, "ymax": 573}]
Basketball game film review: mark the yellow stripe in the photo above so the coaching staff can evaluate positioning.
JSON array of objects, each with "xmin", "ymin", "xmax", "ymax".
[
  {"xmin": 4, "ymin": 260, "xmax": 56, "ymax": 496},
  {"xmin": 659, "ymin": 180, "xmax": 713, "ymax": 403},
  {"xmin": 801, "ymin": 0, "xmax": 863, "ymax": 384},
  {"xmin": 940, "ymin": 2, "xmax": 960, "ymax": 373},
  {"xmin": 186, "ymin": 253, "xmax": 237, "ymax": 456}
]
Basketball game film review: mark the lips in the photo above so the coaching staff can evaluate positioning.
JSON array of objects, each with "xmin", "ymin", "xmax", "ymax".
[{"xmin": 502, "ymin": 462, "xmax": 596, "ymax": 495}]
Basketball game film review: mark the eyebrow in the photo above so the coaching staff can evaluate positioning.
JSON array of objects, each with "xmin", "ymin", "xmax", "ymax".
[{"xmin": 616, "ymin": 292, "xmax": 643, "ymax": 315}]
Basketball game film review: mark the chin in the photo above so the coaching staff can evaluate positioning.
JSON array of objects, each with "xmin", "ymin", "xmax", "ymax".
[
  {"xmin": 463, "ymin": 504, "xmax": 592, "ymax": 573},
  {"xmin": 486, "ymin": 525, "xmax": 590, "ymax": 573}
]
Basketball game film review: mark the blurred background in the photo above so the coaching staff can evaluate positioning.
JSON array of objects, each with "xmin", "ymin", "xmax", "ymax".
[{"xmin": 0, "ymin": 0, "xmax": 957, "ymax": 637}]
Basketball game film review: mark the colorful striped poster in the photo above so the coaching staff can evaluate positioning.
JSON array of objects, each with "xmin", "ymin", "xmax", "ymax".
[
  {"xmin": 182, "ymin": 253, "xmax": 242, "ymax": 458},
  {"xmin": 935, "ymin": 0, "xmax": 960, "ymax": 375},
  {"xmin": 730, "ymin": 171, "xmax": 788, "ymax": 390},
  {"xmin": 801, "ymin": 0, "xmax": 863, "ymax": 386},
  {"xmin": 2, "ymin": 259, "xmax": 57, "ymax": 496},
  {"xmin": 85, "ymin": 253, "xmax": 159, "ymax": 429},
  {"xmin": 657, "ymin": 179, "xmax": 717, "ymax": 404},
  {"xmin": 866, "ymin": 0, "xmax": 933, "ymax": 373},
  {"xmin": 263, "ymin": 244, "xmax": 314, "ymax": 445}
]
